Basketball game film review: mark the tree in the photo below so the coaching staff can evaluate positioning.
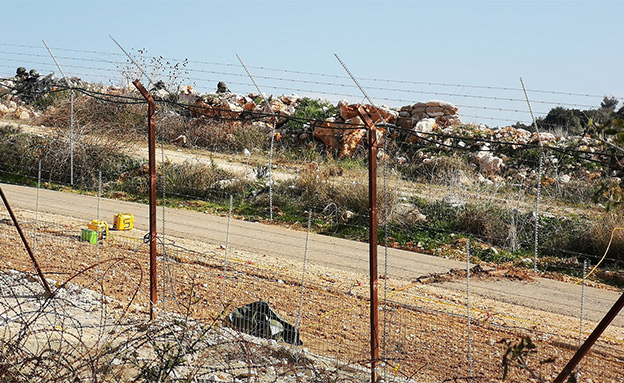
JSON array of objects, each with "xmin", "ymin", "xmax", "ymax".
[
  {"xmin": 537, "ymin": 106, "xmax": 584, "ymax": 135},
  {"xmin": 600, "ymin": 96, "xmax": 619, "ymax": 111}
]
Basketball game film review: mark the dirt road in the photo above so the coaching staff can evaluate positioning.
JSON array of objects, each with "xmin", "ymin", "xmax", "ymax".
[{"xmin": 2, "ymin": 182, "xmax": 622, "ymax": 329}]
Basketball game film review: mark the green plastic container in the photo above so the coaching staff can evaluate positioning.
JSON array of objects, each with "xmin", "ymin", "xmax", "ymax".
[{"xmin": 81, "ymin": 229, "xmax": 97, "ymax": 245}]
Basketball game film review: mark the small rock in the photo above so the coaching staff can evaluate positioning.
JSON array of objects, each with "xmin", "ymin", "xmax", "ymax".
[
  {"xmin": 414, "ymin": 118, "xmax": 437, "ymax": 133},
  {"xmin": 18, "ymin": 110, "xmax": 30, "ymax": 120}
]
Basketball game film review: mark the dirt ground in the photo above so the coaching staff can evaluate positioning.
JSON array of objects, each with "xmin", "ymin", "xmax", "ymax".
[{"xmin": 1, "ymin": 207, "xmax": 623, "ymax": 382}]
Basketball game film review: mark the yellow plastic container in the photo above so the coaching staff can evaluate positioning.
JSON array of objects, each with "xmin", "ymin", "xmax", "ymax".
[
  {"xmin": 113, "ymin": 213, "xmax": 134, "ymax": 231},
  {"xmin": 87, "ymin": 220, "xmax": 109, "ymax": 240}
]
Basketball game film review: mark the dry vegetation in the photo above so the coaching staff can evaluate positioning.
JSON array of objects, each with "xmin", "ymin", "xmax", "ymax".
[
  {"xmin": 1, "ymin": 212, "xmax": 622, "ymax": 382},
  {"xmin": 1, "ymin": 86, "xmax": 624, "ymax": 381}
]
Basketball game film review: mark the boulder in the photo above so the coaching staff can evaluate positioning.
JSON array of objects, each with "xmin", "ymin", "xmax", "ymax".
[
  {"xmin": 338, "ymin": 101, "xmax": 397, "ymax": 124},
  {"xmin": 230, "ymin": 94, "xmax": 248, "ymax": 106},
  {"xmin": 279, "ymin": 94, "xmax": 300, "ymax": 106},
  {"xmin": 263, "ymin": 98, "xmax": 295, "ymax": 124},
  {"xmin": 406, "ymin": 118, "xmax": 437, "ymax": 143},
  {"xmin": 190, "ymin": 99, "xmax": 217, "ymax": 118},
  {"xmin": 414, "ymin": 118, "xmax": 437, "ymax": 133},
  {"xmin": 425, "ymin": 106, "xmax": 445, "ymax": 114},
  {"xmin": 391, "ymin": 203, "xmax": 427, "ymax": 223},
  {"xmin": 313, "ymin": 116, "xmax": 385, "ymax": 158},
  {"xmin": 396, "ymin": 116, "xmax": 415, "ymax": 129},
  {"xmin": 17, "ymin": 109, "xmax": 30, "ymax": 120},
  {"xmin": 338, "ymin": 100, "xmax": 357, "ymax": 120},
  {"xmin": 339, "ymin": 117, "xmax": 366, "ymax": 158},
  {"xmin": 411, "ymin": 102, "xmax": 427, "ymax": 111},
  {"xmin": 177, "ymin": 84, "xmax": 196, "ymax": 95},
  {"xmin": 530, "ymin": 132, "xmax": 556, "ymax": 144},
  {"xmin": 175, "ymin": 85, "xmax": 197, "ymax": 104},
  {"xmin": 242, "ymin": 101, "xmax": 256, "ymax": 111},
  {"xmin": 475, "ymin": 151, "xmax": 504, "ymax": 175},
  {"xmin": 152, "ymin": 88, "xmax": 169, "ymax": 99},
  {"xmin": 219, "ymin": 99, "xmax": 242, "ymax": 119},
  {"xmin": 170, "ymin": 135, "xmax": 187, "ymax": 146},
  {"xmin": 427, "ymin": 111, "xmax": 445, "ymax": 118},
  {"xmin": 313, "ymin": 118, "xmax": 341, "ymax": 153}
]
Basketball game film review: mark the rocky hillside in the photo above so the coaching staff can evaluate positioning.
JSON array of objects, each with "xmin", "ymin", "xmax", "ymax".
[{"xmin": 1, "ymin": 68, "xmax": 622, "ymax": 192}]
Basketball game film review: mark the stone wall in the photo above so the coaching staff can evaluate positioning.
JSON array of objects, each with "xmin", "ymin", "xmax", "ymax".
[{"xmin": 396, "ymin": 100, "xmax": 462, "ymax": 129}]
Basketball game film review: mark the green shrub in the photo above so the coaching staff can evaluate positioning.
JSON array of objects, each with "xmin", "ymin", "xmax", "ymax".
[{"xmin": 284, "ymin": 98, "xmax": 338, "ymax": 132}]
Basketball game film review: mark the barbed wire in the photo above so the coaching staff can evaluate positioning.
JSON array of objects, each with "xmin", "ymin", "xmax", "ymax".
[
  {"xmin": 4, "ymin": 50, "xmax": 606, "ymax": 109},
  {"xmin": 2, "ymin": 69, "xmax": 623, "ymax": 270},
  {"xmin": 0, "ymin": 89, "xmax": 619, "ymax": 168},
  {"xmin": 1, "ymin": 42, "xmax": 621, "ymax": 102}
]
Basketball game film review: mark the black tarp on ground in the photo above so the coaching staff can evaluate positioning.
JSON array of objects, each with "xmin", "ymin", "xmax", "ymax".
[{"xmin": 226, "ymin": 300, "xmax": 302, "ymax": 346}]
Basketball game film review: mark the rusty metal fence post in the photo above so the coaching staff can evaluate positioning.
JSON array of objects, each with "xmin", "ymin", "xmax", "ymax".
[
  {"xmin": 0, "ymin": 186, "xmax": 52, "ymax": 296},
  {"xmin": 133, "ymin": 80, "xmax": 158, "ymax": 321},
  {"xmin": 553, "ymin": 292, "xmax": 624, "ymax": 383},
  {"xmin": 357, "ymin": 106, "xmax": 380, "ymax": 382}
]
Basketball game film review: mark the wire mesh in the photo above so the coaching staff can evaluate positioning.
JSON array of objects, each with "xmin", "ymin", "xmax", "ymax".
[{"xmin": 1, "ymin": 58, "xmax": 624, "ymax": 381}]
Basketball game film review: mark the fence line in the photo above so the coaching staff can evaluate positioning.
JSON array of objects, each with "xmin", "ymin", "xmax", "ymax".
[
  {"xmin": 1, "ymin": 67, "xmax": 623, "ymax": 381},
  {"xmin": 1, "ymin": 198, "xmax": 622, "ymax": 382}
]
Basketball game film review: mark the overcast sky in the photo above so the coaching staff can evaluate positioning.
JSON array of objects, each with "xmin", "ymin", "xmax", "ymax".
[{"xmin": 2, "ymin": 0, "xmax": 622, "ymax": 126}]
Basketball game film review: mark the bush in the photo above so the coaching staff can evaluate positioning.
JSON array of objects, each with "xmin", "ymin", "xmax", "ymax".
[
  {"xmin": 0, "ymin": 126, "xmax": 41, "ymax": 176},
  {"xmin": 399, "ymin": 155, "xmax": 473, "ymax": 185},
  {"xmin": 40, "ymin": 95, "xmax": 145, "ymax": 142},
  {"xmin": 455, "ymin": 205, "xmax": 511, "ymax": 246},
  {"xmin": 283, "ymin": 98, "xmax": 338, "ymax": 131},
  {"xmin": 31, "ymin": 89, "xmax": 73, "ymax": 111},
  {"xmin": 281, "ymin": 165, "xmax": 394, "ymax": 218},
  {"xmin": 162, "ymin": 160, "xmax": 241, "ymax": 200},
  {"xmin": 0, "ymin": 125, "xmax": 139, "ymax": 189},
  {"xmin": 176, "ymin": 120, "xmax": 269, "ymax": 152}
]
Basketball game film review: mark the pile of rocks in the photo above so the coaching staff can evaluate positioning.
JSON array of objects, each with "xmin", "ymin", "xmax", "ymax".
[
  {"xmin": 188, "ymin": 92, "xmax": 301, "ymax": 131},
  {"xmin": 0, "ymin": 269, "xmax": 375, "ymax": 383},
  {"xmin": 397, "ymin": 100, "xmax": 462, "ymax": 130},
  {"xmin": 408, "ymin": 121, "xmax": 617, "ymax": 181},
  {"xmin": 1, "ymin": 69, "xmax": 618, "ymax": 182},
  {"xmin": 0, "ymin": 100, "xmax": 36, "ymax": 120},
  {"xmin": 0, "ymin": 67, "xmax": 84, "ymax": 121},
  {"xmin": 313, "ymin": 100, "xmax": 398, "ymax": 157}
]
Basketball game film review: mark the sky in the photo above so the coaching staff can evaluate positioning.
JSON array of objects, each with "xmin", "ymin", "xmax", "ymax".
[{"xmin": 2, "ymin": 0, "xmax": 623, "ymax": 126}]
